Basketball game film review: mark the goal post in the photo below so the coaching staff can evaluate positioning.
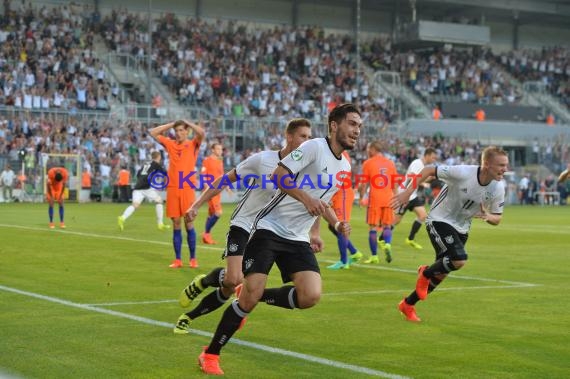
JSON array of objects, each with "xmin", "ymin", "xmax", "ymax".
[{"xmin": 42, "ymin": 153, "xmax": 82, "ymax": 203}]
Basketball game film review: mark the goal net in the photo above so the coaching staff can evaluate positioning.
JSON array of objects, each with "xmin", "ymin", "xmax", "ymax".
[{"xmin": 41, "ymin": 153, "xmax": 82, "ymax": 203}]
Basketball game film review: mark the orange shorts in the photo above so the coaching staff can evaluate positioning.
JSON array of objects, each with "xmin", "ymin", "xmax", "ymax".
[
  {"xmin": 46, "ymin": 186, "xmax": 63, "ymax": 202},
  {"xmin": 366, "ymin": 205, "xmax": 394, "ymax": 226},
  {"xmin": 208, "ymin": 195, "xmax": 223, "ymax": 215},
  {"xmin": 166, "ymin": 187, "xmax": 195, "ymax": 218},
  {"xmin": 331, "ymin": 188, "xmax": 354, "ymax": 222}
]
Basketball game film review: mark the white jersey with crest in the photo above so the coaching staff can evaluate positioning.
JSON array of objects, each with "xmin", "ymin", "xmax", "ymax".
[
  {"xmin": 428, "ymin": 165, "xmax": 505, "ymax": 234},
  {"xmin": 254, "ymin": 138, "xmax": 351, "ymax": 242},
  {"xmin": 230, "ymin": 150, "xmax": 282, "ymax": 232},
  {"xmin": 398, "ymin": 157, "xmax": 425, "ymax": 200}
]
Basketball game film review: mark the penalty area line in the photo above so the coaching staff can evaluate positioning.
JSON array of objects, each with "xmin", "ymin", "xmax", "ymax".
[{"xmin": 0, "ymin": 284, "xmax": 410, "ymax": 379}]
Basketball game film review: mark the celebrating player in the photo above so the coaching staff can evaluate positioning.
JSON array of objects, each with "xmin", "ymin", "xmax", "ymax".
[
  {"xmin": 196, "ymin": 103, "xmax": 361, "ymax": 375},
  {"xmin": 173, "ymin": 118, "xmax": 312, "ymax": 335},
  {"xmin": 391, "ymin": 146, "xmax": 508, "ymax": 322}
]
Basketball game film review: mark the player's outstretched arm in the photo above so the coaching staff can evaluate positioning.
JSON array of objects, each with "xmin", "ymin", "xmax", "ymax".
[{"xmin": 390, "ymin": 166, "xmax": 436, "ymax": 209}]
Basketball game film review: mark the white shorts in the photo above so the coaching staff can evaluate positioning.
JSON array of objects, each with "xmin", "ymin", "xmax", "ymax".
[{"xmin": 132, "ymin": 188, "xmax": 163, "ymax": 204}]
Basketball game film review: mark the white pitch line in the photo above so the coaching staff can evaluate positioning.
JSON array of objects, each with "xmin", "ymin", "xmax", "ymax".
[
  {"xmin": 0, "ymin": 224, "xmax": 539, "ymax": 288},
  {"xmin": 88, "ymin": 283, "xmax": 539, "ymax": 307},
  {"xmin": 0, "ymin": 284, "xmax": 409, "ymax": 379}
]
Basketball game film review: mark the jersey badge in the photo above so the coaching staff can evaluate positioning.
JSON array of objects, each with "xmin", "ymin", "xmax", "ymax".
[{"xmin": 291, "ymin": 149, "xmax": 303, "ymax": 161}]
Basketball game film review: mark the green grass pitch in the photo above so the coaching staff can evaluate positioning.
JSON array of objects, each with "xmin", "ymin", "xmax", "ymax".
[{"xmin": 1, "ymin": 202, "xmax": 569, "ymax": 378}]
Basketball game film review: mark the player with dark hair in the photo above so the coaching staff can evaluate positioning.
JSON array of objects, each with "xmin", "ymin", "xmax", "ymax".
[
  {"xmin": 196, "ymin": 103, "xmax": 362, "ymax": 375},
  {"xmin": 392, "ymin": 146, "xmax": 508, "ymax": 322},
  {"xmin": 173, "ymin": 118, "xmax": 312, "ymax": 335},
  {"xmin": 117, "ymin": 151, "xmax": 169, "ymax": 231},
  {"xmin": 150, "ymin": 119, "xmax": 205, "ymax": 268},
  {"xmin": 47, "ymin": 167, "xmax": 69, "ymax": 229}
]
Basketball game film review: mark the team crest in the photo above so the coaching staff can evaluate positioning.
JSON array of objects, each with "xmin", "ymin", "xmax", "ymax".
[
  {"xmin": 445, "ymin": 235, "xmax": 454, "ymax": 244},
  {"xmin": 291, "ymin": 149, "xmax": 303, "ymax": 161},
  {"xmin": 244, "ymin": 258, "xmax": 254, "ymax": 270},
  {"xmin": 228, "ymin": 243, "xmax": 239, "ymax": 253}
]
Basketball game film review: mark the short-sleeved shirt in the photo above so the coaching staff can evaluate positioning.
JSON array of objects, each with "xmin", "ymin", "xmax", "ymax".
[
  {"xmin": 361, "ymin": 153, "xmax": 397, "ymax": 207},
  {"xmin": 231, "ymin": 150, "xmax": 282, "ymax": 232},
  {"xmin": 201, "ymin": 155, "xmax": 224, "ymax": 181},
  {"xmin": 157, "ymin": 135, "xmax": 201, "ymax": 189},
  {"xmin": 134, "ymin": 160, "xmax": 165, "ymax": 190},
  {"xmin": 47, "ymin": 167, "xmax": 69, "ymax": 190},
  {"xmin": 254, "ymin": 138, "xmax": 351, "ymax": 243},
  {"xmin": 398, "ymin": 157, "xmax": 425, "ymax": 200},
  {"xmin": 428, "ymin": 165, "xmax": 505, "ymax": 234}
]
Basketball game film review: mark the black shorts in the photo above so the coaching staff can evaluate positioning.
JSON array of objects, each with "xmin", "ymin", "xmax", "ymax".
[
  {"xmin": 222, "ymin": 225, "xmax": 250, "ymax": 259},
  {"xmin": 242, "ymin": 229, "xmax": 320, "ymax": 283},
  {"xmin": 396, "ymin": 196, "xmax": 426, "ymax": 216},
  {"xmin": 425, "ymin": 221, "xmax": 469, "ymax": 261}
]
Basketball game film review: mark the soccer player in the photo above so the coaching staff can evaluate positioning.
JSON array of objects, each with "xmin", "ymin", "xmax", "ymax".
[
  {"xmin": 359, "ymin": 141, "xmax": 398, "ymax": 264},
  {"xmin": 117, "ymin": 151, "xmax": 169, "ymax": 231},
  {"xmin": 173, "ymin": 118, "xmax": 312, "ymax": 335},
  {"xmin": 393, "ymin": 147, "xmax": 438, "ymax": 250},
  {"xmin": 46, "ymin": 166, "xmax": 68, "ymax": 229},
  {"xmin": 391, "ymin": 146, "xmax": 508, "ymax": 322},
  {"xmin": 200, "ymin": 143, "xmax": 225, "ymax": 244},
  {"xmin": 327, "ymin": 150, "xmax": 363, "ymax": 270},
  {"xmin": 196, "ymin": 103, "xmax": 361, "ymax": 375},
  {"xmin": 150, "ymin": 119, "xmax": 205, "ymax": 268}
]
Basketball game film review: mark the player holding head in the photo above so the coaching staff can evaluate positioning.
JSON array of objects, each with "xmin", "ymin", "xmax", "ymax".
[
  {"xmin": 46, "ymin": 167, "xmax": 69, "ymax": 229},
  {"xmin": 359, "ymin": 140, "xmax": 398, "ymax": 264},
  {"xmin": 149, "ymin": 119, "xmax": 205, "ymax": 268},
  {"xmin": 393, "ymin": 147, "xmax": 438, "ymax": 250},
  {"xmin": 200, "ymin": 142, "xmax": 225, "ymax": 244},
  {"xmin": 327, "ymin": 150, "xmax": 363, "ymax": 270},
  {"xmin": 117, "ymin": 151, "xmax": 169, "ymax": 231},
  {"xmin": 173, "ymin": 118, "xmax": 312, "ymax": 336},
  {"xmin": 196, "ymin": 103, "xmax": 361, "ymax": 375},
  {"xmin": 391, "ymin": 146, "xmax": 508, "ymax": 322}
]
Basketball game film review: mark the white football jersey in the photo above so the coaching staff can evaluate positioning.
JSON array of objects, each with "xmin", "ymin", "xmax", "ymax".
[
  {"xmin": 254, "ymin": 138, "xmax": 351, "ymax": 242},
  {"xmin": 231, "ymin": 150, "xmax": 281, "ymax": 232},
  {"xmin": 399, "ymin": 157, "xmax": 425, "ymax": 200},
  {"xmin": 428, "ymin": 165, "xmax": 505, "ymax": 234}
]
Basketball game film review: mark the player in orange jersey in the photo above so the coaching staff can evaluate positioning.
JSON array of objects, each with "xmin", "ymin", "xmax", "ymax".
[
  {"xmin": 327, "ymin": 150, "xmax": 363, "ymax": 269},
  {"xmin": 200, "ymin": 143, "xmax": 225, "ymax": 244},
  {"xmin": 46, "ymin": 167, "xmax": 69, "ymax": 229},
  {"xmin": 150, "ymin": 119, "xmax": 205, "ymax": 268},
  {"xmin": 358, "ymin": 140, "xmax": 398, "ymax": 264}
]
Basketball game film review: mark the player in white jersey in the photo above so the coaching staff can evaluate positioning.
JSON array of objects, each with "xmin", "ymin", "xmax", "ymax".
[
  {"xmin": 390, "ymin": 146, "xmax": 508, "ymax": 322},
  {"xmin": 197, "ymin": 103, "xmax": 362, "ymax": 375},
  {"xmin": 393, "ymin": 147, "xmax": 438, "ymax": 250},
  {"xmin": 172, "ymin": 119, "xmax": 312, "ymax": 334}
]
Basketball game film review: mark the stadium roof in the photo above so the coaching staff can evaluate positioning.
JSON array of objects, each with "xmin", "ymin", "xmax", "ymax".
[{"xmin": 280, "ymin": 0, "xmax": 570, "ymax": 27}]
